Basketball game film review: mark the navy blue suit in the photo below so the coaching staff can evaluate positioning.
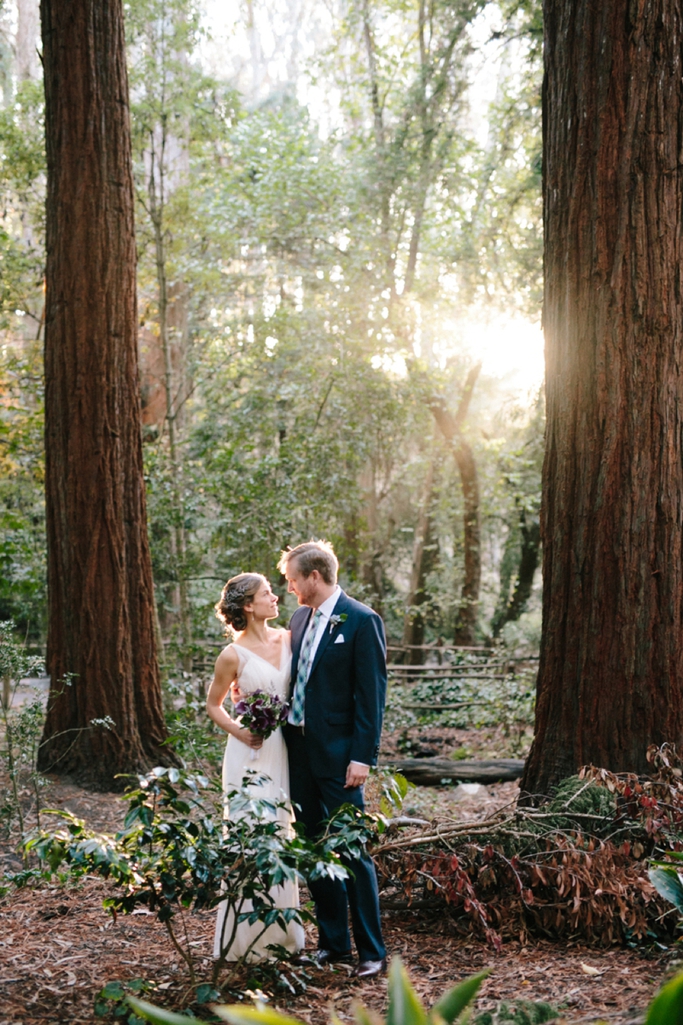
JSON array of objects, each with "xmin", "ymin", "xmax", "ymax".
[{"xmin": 285, "ymin": 590, "xmax": 387, "ymax": 962}]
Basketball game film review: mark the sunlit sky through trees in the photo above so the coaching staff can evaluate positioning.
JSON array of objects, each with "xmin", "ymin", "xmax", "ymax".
[{"xmin": 199, "ymin": 0, "xmax": 544, "ymax": 398}]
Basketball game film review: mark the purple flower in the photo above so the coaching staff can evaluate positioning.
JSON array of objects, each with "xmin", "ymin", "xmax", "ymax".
[{"xmin": 234, "ymin": 689, "xmax": 289, "ymax": 739}]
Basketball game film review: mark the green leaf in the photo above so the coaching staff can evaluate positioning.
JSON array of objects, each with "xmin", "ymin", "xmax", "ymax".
[
  {"xmin": 126, "ymin": 997, "xmax": 204, "ymax": 1025},
  {"xmin": 430, "ymin": 970, "xmax": 491, "ymax": 1024},
  {"xmin": 127, "ymin": 979, "xmax": 149, "ymax": 994},
  {"xmin": 386, "ymin": 958, "xmax": 427, "ymax": 1025},
  {"xmin": 195, "ymin": 984, "xmax": 221, "ymax": 1004},
  {"xmin": 101, "ymin": 982, "xmax": 126, "ymax": 1000},
  {"xmin": 215, "ymin": 1003, "xmax": 305, "ymax": 1025},
  {"xmin": 649, "ymin": 866, "xmax": 683, "ymax": 914},
  {"xmin": 645, "ymin": 969, "xmax": 683, "ymax": 1024}
]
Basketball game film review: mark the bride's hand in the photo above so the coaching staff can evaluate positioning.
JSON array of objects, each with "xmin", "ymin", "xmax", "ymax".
[
  {"xmin": 230, "ymin": 681, "xmax": 244, "ymax": 705},
  {"xmin": 234, "ymin": 725, "xmax": 263, "ymax": 749}
]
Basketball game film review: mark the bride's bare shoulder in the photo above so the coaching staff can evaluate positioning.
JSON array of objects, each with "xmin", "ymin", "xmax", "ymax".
[{"xmin": 214, "ymin": 643, "xmax": 239, "ymax": 675}]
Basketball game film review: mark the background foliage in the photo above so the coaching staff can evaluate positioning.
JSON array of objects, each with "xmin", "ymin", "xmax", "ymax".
[{"xmin": 0, "ymin": 0, "xmax": 543, "ymax": 653}]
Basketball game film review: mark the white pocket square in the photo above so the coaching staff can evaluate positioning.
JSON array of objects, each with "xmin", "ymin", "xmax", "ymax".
[{"xmin": 334, "ymin": 634, "xmax": 345, "ymax": 644}]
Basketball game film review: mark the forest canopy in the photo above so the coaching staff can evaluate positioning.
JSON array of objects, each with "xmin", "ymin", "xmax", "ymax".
[{"xmin": 0, "ymin": 0, "xmax": 544, "ymax": 652}]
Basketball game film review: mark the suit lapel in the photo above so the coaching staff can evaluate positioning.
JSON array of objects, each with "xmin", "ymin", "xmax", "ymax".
[
  {"xmin": 308, "ymin": 591, "xmax": 349, "ymax": 681},
  {"xmin": 290, "ymin": 606, "xmax": 312, "ymax": 676}
]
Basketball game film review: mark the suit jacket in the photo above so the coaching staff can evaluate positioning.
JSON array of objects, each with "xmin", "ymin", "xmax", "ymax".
[{"xmin": 289, "ymin": 590, "xmax": 387, "ymax": 778}]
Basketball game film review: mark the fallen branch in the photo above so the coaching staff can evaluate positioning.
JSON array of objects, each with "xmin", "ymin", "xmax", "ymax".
[{"xmin": 382, "ymin": 757, "xmax": 525, "ymax": 786}]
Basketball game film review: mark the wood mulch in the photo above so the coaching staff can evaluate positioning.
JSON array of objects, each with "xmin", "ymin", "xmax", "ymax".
[
  {"xmin": 0, "ymin": 757, "xmax": 676, "ymax": 1025},
  {"xmin": 0, "ymin": 874, "xmax": 673, "ymax": 1025}
]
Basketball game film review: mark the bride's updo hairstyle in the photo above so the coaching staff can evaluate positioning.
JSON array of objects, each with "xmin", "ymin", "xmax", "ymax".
[{"xmin": 215, "ymin": 573, "xmax": 266, "ymax": 635}]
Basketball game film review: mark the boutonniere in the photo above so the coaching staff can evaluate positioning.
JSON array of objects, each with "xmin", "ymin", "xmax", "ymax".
[{"xmin": 328, "ymin": 613, "xmax": 348, "ymax": 634}]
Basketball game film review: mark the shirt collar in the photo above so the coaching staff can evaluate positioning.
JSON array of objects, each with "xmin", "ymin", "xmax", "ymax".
[{"xmin": 315, "ymin": 585, "xmax": 341, "ymax": 622}]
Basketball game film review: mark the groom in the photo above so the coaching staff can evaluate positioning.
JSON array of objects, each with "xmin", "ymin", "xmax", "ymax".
[{"xmin": 279, "ymin": 540, "xmax": 387, "ymax": 979}]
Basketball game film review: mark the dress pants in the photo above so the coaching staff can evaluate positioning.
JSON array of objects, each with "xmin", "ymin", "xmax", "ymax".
[{"xmin": 285, "ymin": 724, "xmax": 386, "ymax": 962}]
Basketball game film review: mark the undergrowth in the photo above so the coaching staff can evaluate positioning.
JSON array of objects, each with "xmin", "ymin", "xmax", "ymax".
[{"xmin": 375, "ymin": 743, "xmax": 683, "ymax": 948}]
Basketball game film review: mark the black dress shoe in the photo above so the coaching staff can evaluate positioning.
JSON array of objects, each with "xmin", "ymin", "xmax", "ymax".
[
  {"xmin": 315, "ymin": 949, "xmax": 354, "ymax": 966},
  {"xmin": 354, "ymin": 957, "xmax": 387, "ymax": 979}
]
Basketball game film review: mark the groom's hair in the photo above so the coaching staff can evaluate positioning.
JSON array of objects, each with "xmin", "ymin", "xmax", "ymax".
[{"xmin": 278, "ymin": 540, "xmax": 338, "ymax": 585}]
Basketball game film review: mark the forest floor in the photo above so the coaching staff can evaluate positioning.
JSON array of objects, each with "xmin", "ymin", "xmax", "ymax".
[{"xmin": 0, "ymin": 720, "xmax": 677, "ymax": 1025}]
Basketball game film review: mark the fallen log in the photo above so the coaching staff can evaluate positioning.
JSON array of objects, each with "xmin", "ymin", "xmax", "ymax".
[{"xmin": 381, "ymin": 757, "xmax": 525, "ymax": 786}]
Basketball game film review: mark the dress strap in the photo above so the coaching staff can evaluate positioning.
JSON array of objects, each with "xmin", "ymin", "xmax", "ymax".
[{"xmin": 232, "ymin": 644, "xmax": 250, "ymax": 675}]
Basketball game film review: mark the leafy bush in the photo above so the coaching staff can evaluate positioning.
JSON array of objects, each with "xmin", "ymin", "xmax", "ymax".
[
  {"xmin": 375, "ymin": 756, "xmax": 683, "ymax": 948},
  {"xmin": 650, "ymin": 850, "xmax": 683, "ymax": 917},
  {"xmin": 24, "ymin": 766, "xmax": 364, "ymax": 986},
  {"xmin": 0, "ymin": 620, "xmax": 46, "ymax": 841}
]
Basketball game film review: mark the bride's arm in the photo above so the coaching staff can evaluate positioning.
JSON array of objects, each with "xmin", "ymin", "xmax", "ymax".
[{"xmin": 206, "ymin": 648, "xmax": 263, "ymax": 749}]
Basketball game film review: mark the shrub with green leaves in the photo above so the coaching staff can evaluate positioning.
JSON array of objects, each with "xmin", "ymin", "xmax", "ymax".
[
  {"xmin": 649, "ymin": 850, "xmax": 683, "ymax": 920},
  {"xmin": 0, "ymin": 619, "xmax": 46, "ymax": 841},
  {"xmin": 24, "ymin": 766, "xmax": 362, "ymax": 986}
]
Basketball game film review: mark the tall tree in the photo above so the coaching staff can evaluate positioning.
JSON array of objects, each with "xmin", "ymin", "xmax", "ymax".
[
  {"xmin": 428, "ymin": 363, "xmax": 482, "ymax": 645},
  {"xmin": 38, "ymin": 0, "xmax": 177, "ymax": 785},
  {"xmin": 521, "ymin": 0, "xmax": 683, "ymax": 796}
]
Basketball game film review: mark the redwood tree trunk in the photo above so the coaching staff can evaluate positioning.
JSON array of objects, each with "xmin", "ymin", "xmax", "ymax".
[
  {"xmin": 38, "ymin": 0, "xmax": 178, "ymax": 786},
  {"xmin": 522, "ymin": 0, "xmax": 683, "ymax": 796}
]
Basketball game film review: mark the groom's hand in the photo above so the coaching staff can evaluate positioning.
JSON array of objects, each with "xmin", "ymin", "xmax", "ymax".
[{"xmin": 344, "ymin": 761, "xmax": 369, "ymax": 788}]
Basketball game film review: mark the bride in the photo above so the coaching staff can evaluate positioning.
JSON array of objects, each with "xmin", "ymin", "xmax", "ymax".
[{"xmin": 206, "ymin": 572, "xmax": 304, "ymax": 961}]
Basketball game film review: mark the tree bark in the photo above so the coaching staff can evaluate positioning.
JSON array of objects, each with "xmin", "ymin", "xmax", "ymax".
[
  {"xmin": 522, "ymin": 0, "xmax": 683, "ymax": 797},
  {"xmin": 38, "ymin": 0, "xmax": 178, "ymax": 786},
  {"xmin": 429, "ymin": 364, "xmax": 482, "ymax": 645}
]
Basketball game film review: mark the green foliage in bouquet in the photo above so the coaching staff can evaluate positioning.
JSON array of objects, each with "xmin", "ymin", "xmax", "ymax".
[{"xmin": 23, "ymin": 767, "xmax": 357, "ymax": 986}]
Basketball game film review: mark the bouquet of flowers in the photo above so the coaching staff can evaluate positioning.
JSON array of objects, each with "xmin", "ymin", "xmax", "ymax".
[{"xmin": 234, "ymin": 689, "xmax": 289, "ymax": 760}]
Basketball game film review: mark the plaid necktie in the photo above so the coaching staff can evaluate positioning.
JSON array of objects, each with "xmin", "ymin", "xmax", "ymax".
[{"xmin": 289, "ymin": 609, "xmax": 323, "ymax": 726}]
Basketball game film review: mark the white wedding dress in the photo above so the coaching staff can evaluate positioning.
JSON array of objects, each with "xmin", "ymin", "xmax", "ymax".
[{"xmin": 213, "ymin": 631, "xmax": 304, "ymax": 961}]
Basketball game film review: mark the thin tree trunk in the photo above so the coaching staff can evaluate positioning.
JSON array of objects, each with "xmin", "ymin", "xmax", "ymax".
[
  {"xmin": 361, "ymin": 0, "xmax": 393, "ymax": 286},
  {"xmin": 359, "ymin": 460, "xmax": 384, "ymax": 611},
  {"xmin": 16, "ymin": 0, "xmax": 41, "ymax": 82},
  {"xmin": 521, "ymin": 0, "xmax": 683, "ymax": 797},
  {"xmin": 492, "ymin": 510, "xmax": 541, "ymax": 638},
  {"xmin": 402, "ymin": 455, "xmax": 438, "ymax": 663},
  {"xmin": 38, "ymin": 0, "xmax": 178, "ymax": 786},
  {"xmin": 429, "ymin": 364, "xmax": 482, "ymax": 645},
  {"xmin": 149, "ymin": 160, "xmax": 192, "ymax": 669}
]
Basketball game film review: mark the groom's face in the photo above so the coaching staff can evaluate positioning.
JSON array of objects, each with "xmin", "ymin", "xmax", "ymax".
[{"xmin": 285, "ymin": 560, "xmax": 318, "ymax": 606}]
